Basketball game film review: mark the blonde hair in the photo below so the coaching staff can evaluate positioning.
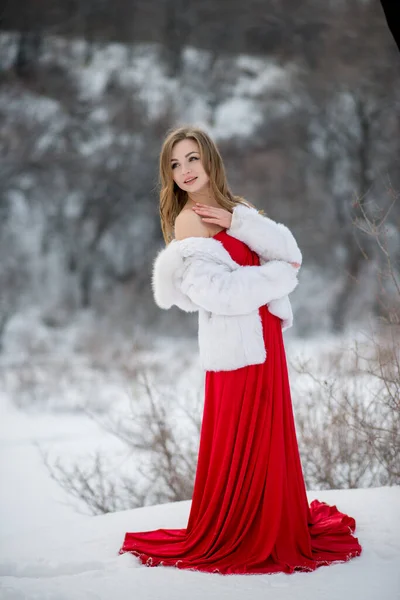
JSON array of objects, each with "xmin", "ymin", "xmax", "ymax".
[{"xmin": 158, "ymin": 125, "xmax": 255, "ymax": 244}]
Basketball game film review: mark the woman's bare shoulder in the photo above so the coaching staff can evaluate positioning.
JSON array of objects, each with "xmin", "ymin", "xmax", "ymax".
[{"xmin": 174, "ymin": 208, "xmax": 210, "ymax": 241}]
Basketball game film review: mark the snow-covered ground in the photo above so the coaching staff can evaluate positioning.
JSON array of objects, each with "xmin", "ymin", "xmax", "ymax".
[
  {"xmin": 1, "ymin": 319, "xmax": 399, "ymax": 599},
  {"xmin": 1, "ymin": 373, "xmax": 400, "ymax": 598},
  {"xmin": 0, "ymin": 484, "xmax": 399, "ymax": 600}
]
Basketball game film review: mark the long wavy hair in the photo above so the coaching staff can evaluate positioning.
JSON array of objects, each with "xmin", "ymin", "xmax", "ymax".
[{"xmin": 158, "ymin": 126, "xmax": 255, "ymax": 244}]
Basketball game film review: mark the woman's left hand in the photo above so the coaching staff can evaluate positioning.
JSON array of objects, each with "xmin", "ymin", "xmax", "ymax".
[{"xmin": 192, "ymin": 203, "xmax": 232, "ymax": 229}]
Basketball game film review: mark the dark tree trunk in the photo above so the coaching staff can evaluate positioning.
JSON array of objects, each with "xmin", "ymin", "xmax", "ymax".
[{"xmin": 14, "ymin": 31, "xmax": 42, "ymax": 78}]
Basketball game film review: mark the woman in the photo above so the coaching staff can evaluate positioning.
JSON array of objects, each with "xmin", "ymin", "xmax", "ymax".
[{"xmin": 118, "ymin": 126, "xmax": 362, "ymax": 574}]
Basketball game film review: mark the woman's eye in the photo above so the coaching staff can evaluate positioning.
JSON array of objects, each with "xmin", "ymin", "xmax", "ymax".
[
  {"xmin": 189, "ymin": 156, "xmax": 199, "ymax": 162},
  {"xmin": 171, "ymin": 163, "xmax": 178, "ymax": 169}
]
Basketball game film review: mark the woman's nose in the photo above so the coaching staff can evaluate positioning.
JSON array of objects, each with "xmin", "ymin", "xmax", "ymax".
[{"xmin": 181, "ymin": 163, "xmax": 191, "ymax": 174}]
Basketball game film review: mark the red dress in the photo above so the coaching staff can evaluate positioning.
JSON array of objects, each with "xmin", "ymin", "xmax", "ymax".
[{"xmin": 118, "ymin": 230, "xmax": 362, "ymax": 574}]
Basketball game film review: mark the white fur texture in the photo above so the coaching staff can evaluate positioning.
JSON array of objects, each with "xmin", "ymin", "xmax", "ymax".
[
  {"xmin": 227, "ymin": 203, "xmax": 303, "ymax": 266},
  {"xmin": 268, "ymin": 295, "xmax": 294, "ymax": 332},
  {"xmin": 151, "ymin": 203, "xmax": 301, "ymax": 371}
]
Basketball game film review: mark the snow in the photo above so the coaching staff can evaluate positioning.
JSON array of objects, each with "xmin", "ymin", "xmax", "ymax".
[
  {"xmin": 213, "ymin": 97, "xmax": 264, "ymax": 139},
  {"xmin": 1, "ymin": 371, "xmax": 399, "ymax": 599},
  {"xmin": 234, "ymin": 55, "xmax": 289, "ymax": 96},
  {"xmin": 1, "ymin": 32, "xmax": 293, "ymax": 143},
  {"xmin": 0, "ymin": 484, "xmax": 399, "ymax": 599}
]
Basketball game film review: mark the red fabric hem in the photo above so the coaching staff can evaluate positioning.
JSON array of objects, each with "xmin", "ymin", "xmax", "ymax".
[{"xmin": 118, "ymin": 498, "xmax": 362, "ymax": 575}]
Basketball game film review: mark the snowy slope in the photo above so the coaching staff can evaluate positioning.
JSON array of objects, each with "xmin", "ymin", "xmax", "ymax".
[
  {"xmin": 1, "ymin": 331, "xmax": 400, "ymax": 599},
  {"xmin": 0, "ymin": 486, "xmax": 399, "ymax": 600},
  {"xmin": 0, "ymin": 32, "xmax": 293, "ymax": 143}
]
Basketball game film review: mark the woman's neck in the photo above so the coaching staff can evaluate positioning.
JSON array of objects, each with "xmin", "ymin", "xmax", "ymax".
[{"xmin": 186, "ymin": 185, "xmax": 219, "ymax": 208}]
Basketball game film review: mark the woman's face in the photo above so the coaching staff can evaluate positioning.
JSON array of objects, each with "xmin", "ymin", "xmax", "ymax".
[{"xmin": 171, "ymin": 139, "xmax": 210, "ymax": 194}]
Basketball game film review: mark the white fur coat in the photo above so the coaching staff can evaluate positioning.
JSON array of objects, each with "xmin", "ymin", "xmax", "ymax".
[{"xmin": 151, "ymin": 203, "xmax": 302, "ymax": 371}]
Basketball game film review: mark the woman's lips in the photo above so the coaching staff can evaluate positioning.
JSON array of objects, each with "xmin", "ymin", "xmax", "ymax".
[{"xmin": 184, "ymin": 177, "xmax": 197, "ymax": 185}]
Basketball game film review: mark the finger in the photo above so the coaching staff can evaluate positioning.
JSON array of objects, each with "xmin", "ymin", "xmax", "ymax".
[
  {"xmin": 194, "ymin": 204, "xmax": 220, "ymax": 212},
  {"xmin": 193, "ymin": 207, "xmax": 221, "ymax": 216},
  {"xmin": 200, "ymin": 217, "xmax": 220, "ymax": 224},
  {"xmin": 193, "ymin": 205, "xmax": 218, "ymax": 212}
]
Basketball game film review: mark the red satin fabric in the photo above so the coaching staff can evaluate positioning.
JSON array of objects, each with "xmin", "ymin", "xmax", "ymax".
[{"xmin": 118, "ymin": 230, "xmax": 362, "ymax": 574}]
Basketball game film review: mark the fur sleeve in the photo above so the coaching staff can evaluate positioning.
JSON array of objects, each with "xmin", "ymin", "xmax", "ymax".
[
  {"xmin": 267, "ymin": 295, "xmax": 294, "ymax": 331},
  {"xmin": 226, "ymin": 203, "xmax": 302, "ymax": 266},
  {"xmin": 151, "ymin": 236, "xmax": 299, "ymax": 316},
  {"xmin": 179, "ymin": 253, "xmax": 299, "ymax": 316},
  {"xmin": 151, "ymin": 243, "xmax": 199, "ymax": 312}
]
